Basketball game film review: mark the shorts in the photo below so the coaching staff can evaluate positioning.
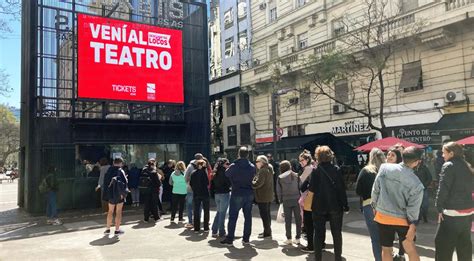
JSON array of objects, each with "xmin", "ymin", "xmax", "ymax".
[{"xmin": 376, "ymin": 222, "xmax": 415, "ymax": 247}]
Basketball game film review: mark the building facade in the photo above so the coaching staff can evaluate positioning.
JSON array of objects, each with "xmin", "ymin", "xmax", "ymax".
[
  {"xmin": 241, "ymin": 0, "xmax": 474, "ymax": 159},
  {"xmin": 209, "ymin": 0, "xmax": 254, "ymax": 160}
]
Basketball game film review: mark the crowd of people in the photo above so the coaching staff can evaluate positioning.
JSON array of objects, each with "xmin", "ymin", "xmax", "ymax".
[{"xmin": 40, "ymin": 141, "xmax": 473, "ymax": 261}]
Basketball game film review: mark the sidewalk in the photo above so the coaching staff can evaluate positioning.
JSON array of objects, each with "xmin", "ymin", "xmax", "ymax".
[{"xmin": 0, "ymin": 180, "xmax": 444, "ymax": 260}]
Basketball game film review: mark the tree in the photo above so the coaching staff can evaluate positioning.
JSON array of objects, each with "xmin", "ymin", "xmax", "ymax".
[
  {"xmin": 0, "ymin": 68, "xmax": 13, "ymax": 97},
  {"xmin": 300, "ymin": 0, "xmax": 423, "ymax": 137},
  {"xmin": 0, "ymin": 104, "xmax": 20, "ymax": 167},
  {"xmin": 0, "ymin": 0, "xmax": 21, "ymax": 34}
]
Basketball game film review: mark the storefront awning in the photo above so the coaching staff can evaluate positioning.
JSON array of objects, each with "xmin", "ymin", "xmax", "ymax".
[{"xmin": 434, "ymin": 112, "xmax": 474, "ymax": 134}]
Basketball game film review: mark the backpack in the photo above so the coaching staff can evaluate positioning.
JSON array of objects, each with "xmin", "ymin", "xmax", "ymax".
[{"xmin": 139, "ymin": 175, "xmax": 151, "ymax": 188}]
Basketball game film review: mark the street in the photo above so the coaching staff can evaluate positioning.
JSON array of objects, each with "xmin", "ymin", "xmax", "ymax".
[{"xmin": 0, "ymin": 181, "xmax": 446, "ymax": 260}]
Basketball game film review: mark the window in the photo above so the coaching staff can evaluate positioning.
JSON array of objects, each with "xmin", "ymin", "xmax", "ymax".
[
  {"xmin": 296, "ymin": 0, "xmax": 306, "ymax": 8},
  {"xmin": 297, "ymin": 32, "xmax": 308, "ymax": 50},
  {"xmin": 226, "ymin": 96, "xmax": 236, "ymax": 117},
  {"xmin": 399, "ymin": 61, "xmax": 423, "ymax": 92},
  {"xmin": 237, "ymin": 0, "xmax": 247, "ymax": 20},
  {"xmin": 269, "ymin": 44, "xmax": 278, "ymax": 61},
  {"xmin": 224, "ymin": 37, "xmax": 234, "ymax": 58},
  {"xmin": 400, "ymin": 0, "xmax": 418, "ymax": 13},
  {"xmin": 269, "ymin": 7, "xmax": 277, "ymax": 23},
  {"xmin": 300, "ymin": 87, "xmax": 311, "ymax": 110},
  {"xmin": 239, "ymin": 30, "xmax": 248, "ymax": 50},
  {"xmin": 224, "ymin": 8, "xmax": 233, "ymax": 29},
  {"xmin": 228, "ymin": 125, "xmax": 237, "ymax": 146},
  {"xmin": 471, "ymin": 63, "xmax": 474, "ymax": 78},
  {"xmin": 335, "ymin": 80, "xmax": 349, "ymax": 103},
  {"xmin": 239, "ymin": 93, "xmax": 250, "ymax": 114},
  {"xmin": 240, "ymin": 123, "xmax": 251, "ymax": 145},
  {"xmin": 332, "ymin": 18, "xmax": 346, "ymax": 37},
  {"xmin": 288, "ymin": 125, "xmax": 305, "ymax": 137}
]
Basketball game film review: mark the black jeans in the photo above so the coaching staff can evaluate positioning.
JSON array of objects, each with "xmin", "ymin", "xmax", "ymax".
[
  {"xmin": 171, "ymin": 194, "xmax": 186, "ymax": 220},
  {"xmin": 435, "ymin": 214, "xmax": 472, "ymax": 261},
  {"xmin": 313, "ymin": 211, "xmax": 343, "ymax": 261},
  {"xmin": 257, "ymin": 202, "xmax": 272, "ymax": 236},
  {"xmin": 193, "ymin": 196, "xmax": 210, "ymax": 231},
  {"xmin": 304, "ymin": 210, "xmax": 314, "ymax": 249},
  {"xmin": 144, "ymin": 192, "xmax": 159, "ymax": 221}
]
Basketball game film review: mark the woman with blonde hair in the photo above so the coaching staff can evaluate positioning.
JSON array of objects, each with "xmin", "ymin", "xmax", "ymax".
[
  {"xmin": 169, "ymin": 161, "xmax": 187, "ymax": 223},
  {"xmin": 356, "ymin": 148, "xmax": 386, "ymax": 261},
  {"xmin": 252, "ymin": 155, "xmax": 275, "ymax": 238}
]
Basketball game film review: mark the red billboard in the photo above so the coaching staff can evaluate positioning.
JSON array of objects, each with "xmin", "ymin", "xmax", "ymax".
[{"xmin": 77, "ymin": 14, "xmax": 184, "ymax": 104}]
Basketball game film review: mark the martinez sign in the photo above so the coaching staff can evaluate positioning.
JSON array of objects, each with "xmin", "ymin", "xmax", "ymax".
[
  {"xmin": 77, "ymin": 14, "xmax": 183, "ymax": 103},
  {"xmin": 331, "ymin": 120, "xmax": 371, "ymax": 134}
]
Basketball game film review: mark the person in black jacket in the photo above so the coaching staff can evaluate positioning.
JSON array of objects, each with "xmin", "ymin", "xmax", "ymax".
[
  {"xmin": 210, "ymin": 158, "xmax": 231, "ymax": 238},
  {"xmin": 435, "ymin": 142, "xmax": 473, "ymax": 261},
  {"xmin": 415, "ymin": 160, "xmax": 432, "ymax": 223},
  {"xmin": 190, "ymin": 159, "xmax": 210, "ymax": 232},
  {"xmin": 309, "ymin": 146, "xmax": 349, "ymax": 261},
  {"xmin": 356, "ymin": 148, "xmax": 386, "ymax": 261},
  {"xmin": 142, "ymin": 158, "xmax": 161, "ymax": 223}
]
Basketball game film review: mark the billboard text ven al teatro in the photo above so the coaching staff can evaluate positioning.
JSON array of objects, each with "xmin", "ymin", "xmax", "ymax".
[{"xmin": 78, "ymin": 14, "xmax": 184, "ymax": 104}]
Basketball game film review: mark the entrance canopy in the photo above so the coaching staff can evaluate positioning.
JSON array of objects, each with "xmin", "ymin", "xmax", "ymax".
[
  {"xmin": 355, "ymin": 137, "xmax": 425, "ymax": 152},
  {"xmin": 456, "ymin": 135, "xmax": 474, "ymax": 145}
]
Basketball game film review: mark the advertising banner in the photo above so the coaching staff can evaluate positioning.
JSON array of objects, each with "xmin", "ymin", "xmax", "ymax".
[{"xmin": 77, "ymin": 14, "xmax": 184, "ymax": 103}]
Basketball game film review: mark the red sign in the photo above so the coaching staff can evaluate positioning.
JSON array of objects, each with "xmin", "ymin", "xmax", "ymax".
[{"xmin": 77, "ymin": 14, "xmax": 184, "ymax": 104}]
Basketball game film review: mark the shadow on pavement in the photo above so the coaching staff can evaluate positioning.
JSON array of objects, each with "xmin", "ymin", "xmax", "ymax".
[
  {"xmin": 250, "ymin": 238, "xmax": 279, "ymax": 250},
  {"xmin": 131, "ymin": 221, "xmax": 156, "ymax": 229},
  {"xmin": 281, "ymin": 245, "xmax": 307, "ymax": 257},
  {"xmin": 89, "ymin": 235, "xmax": 120, "ymax": 246},
  {"xmin": 224, "ymin": 244, "xmax": 258, "ymax": 260},
  {"xmin": 164, "ymin": 222, "xmax": 183, "ymax": 230},
  {"xmin": 179, "ymin": 229, "xmax": 210, "ymax": 242}
]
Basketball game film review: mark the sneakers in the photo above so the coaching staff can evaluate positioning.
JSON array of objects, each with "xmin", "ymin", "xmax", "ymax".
[
  {"xmin": 293, "ymin": 239, "xmax": 300, "ymax": 245},
  {"xmin": 242, "ymin": 239, "xmax": 250, "ymax": 245},
  {"xmin": 114, "ymin": 229, "xmax": 125, "ymax": 235},
  {"xmin": 283, "ymin": 239, "xmax": 293, "ymax": 245},
  {"xmin": 178, "ymin": 219, "xmax": 186, "ymax": 222},
  {"xmin": 301, "ymin": 246, "xmax": 314, "ymax": 253},
  {"xmin": 203, "ymin": 228, "xmax": 210, "ymax": 232},
  {"xmin": 51, "ymin": 219, "xmax": 63, "ymax": 226},
  {"xmin": 258, "ymin": 233, "xmax": 272, "ymax": 239},
  {"xmin": 185, "ymin": 223, "xmax": 194, "ymax": 228},
  {"xmin": 46, "ymin": 219, "xmax": 54, "ymax": 225},
  {"xmin": 104, "ymin": 229, "xmax": 111, "ymax": 234},
  {"xmin": 393, "ymin": 254, "xmax": 406, "ymax": 261},
  {"xmin": 212, "ymin": 233, "xmax": 219, "ymax": 238},
  {"xmin": 170, "ymin": 219, "xmax": 175, "ymax": 223},
  {"xmin": 220, "ymin": 238, "xmax": 233, "ymax": 246}
]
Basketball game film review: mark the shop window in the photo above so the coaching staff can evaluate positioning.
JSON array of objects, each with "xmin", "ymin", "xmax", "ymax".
[
  {"xmin": 399, "ymin": 60, "xmax": 423, "ymax": 92},
  {"xmin": 298, "ymin": 32, "xmax": 308, "ymax": 50},
  {"xmin": 240, "ymin": 123, "xmax": 251, "ymax": 145},
  {"xmin": 224, "ymin": 37, "xmax": 234, "ymax": 58},
  {"xmin": 228, "ymin": 125, "xmax": 237, "ymax": 146},
  {"xmin": 269, "ymin": 44, "xmax": 278, "ymax": 61},
  {"xmin": 224, "ymin": 8, "xmax": 233, "ymax": 29},
  {"xmin": 288, "ymin": 124, "xmax": 305, "ymax": 137},
  {"xmin": 239, "ymin": 92, "xmax": 250, "ymax": 114},
  {"xmin": 226, "ymin": 96, "xmax": 236, "ymax": 117},
  {"xmin": 300, "ymin": 87, "xmax": 311, "ymax": 110},
  {"xmin": 237, "ymin": 0, "xmax": 247, "ymax": 20}
]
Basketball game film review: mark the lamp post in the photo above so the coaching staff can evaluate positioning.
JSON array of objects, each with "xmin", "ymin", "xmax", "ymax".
[{"xmin": 271, "ymin": 88, "xmax": 296, "ymax": 160}]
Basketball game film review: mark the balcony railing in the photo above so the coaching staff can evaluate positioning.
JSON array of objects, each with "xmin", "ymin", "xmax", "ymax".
[
  {"xmin": 314, "ymin": 41, "xmax": 336, "ymax": 56},
  {"xmin": 254, "ymin": 64, "xmax": 269, "ymax": 75},
  {"xmin": 446, "ymin": 0, "xmax": 473, "ymax": 10},
  {"xmin": 379, "ymin": 13, "xmax": 415, "ymax": 33},
  {"xmin": 280, "ymin": 54, "xmax": 298, "ymax": 66}
]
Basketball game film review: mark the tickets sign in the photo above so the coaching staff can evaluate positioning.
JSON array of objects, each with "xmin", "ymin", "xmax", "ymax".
[{"xmin": 77, "ymin": 14, "xmax": 184, "ymax": 104}]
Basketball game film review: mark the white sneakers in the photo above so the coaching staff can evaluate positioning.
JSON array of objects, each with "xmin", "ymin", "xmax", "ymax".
[
  {"xmin": 47, "ymin": 219, "xmax": 63, "ymax": 225},
  {"xmin": 283, "ymin": 238, "xmax": 300, "ymax": 245}
]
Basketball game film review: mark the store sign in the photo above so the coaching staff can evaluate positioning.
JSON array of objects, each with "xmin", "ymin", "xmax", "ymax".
[
  {"xmin": 391, "ymin": 125, "xmax": 441, "ymax": 145},
  {"xmin": 77, "ymin": 14, "xmax": 183, "ymax": 103},
  {"xmin": 331, "ymin": 120, "xmax": 371, "ymax": 135}
]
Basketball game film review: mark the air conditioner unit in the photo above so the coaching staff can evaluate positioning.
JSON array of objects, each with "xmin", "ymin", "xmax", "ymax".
[
  {"xmin": 286, "ymin": 26, "xmax": 294, "ymax": 37},
  {"xmin": 333, "ymin": 104, "xmax": 347, "ymax": 114},
  {"xmin": 444, "ymin": 90, "xmax": 466, "ymax": 103},
  {"xmin": 253, "ymin": 59, "xmax": 260, "ymax": 66},
  {"xmin": 307, "ymin": 15, "xmax": 317, "ymax": 27},
  {"xmin": 288, "ymin": 97, "xmax": 299, "ymax": 105},
  {"xmin": 277, "ymin": 29, "xmax": 285, "ymax": 41},
  {"xmin": 259, "ymin": 3, "xmax": 267, "ymax": 10}
]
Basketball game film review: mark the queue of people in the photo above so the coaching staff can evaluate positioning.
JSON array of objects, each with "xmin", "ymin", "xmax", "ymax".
[{"xmin": 40, "ymin": 141, "xmax": 472, "ymax": 261}]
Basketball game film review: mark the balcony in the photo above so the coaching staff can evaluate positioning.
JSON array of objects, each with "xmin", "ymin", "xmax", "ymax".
[
  {"xmin": 446, "ymin": 0, "xmax": 473, "ymax": 11},
  {"xmin": 254, "ymin": 64, "xmax": 269, "ymax": 75}
]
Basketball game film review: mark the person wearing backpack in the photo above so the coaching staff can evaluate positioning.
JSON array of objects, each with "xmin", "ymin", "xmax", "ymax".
[
  {"xmin": 169, "ymin": 161, "xmax": 187, "ymax": 223},
  {"xmin": 102, "ymin": 157, "xmax": 128, "ymax": 235},
  {"xmin": 141, "ymin": 158, "xmax": 161, "ymax": 223},
  {"xmin": 40, "ymin": 166, "xmax": 62, "ymax": 226},
  {"xmin": 277, "ymin": 160, "xmax": 302, "ymax": 245},
  {"xmin": 190, "ymin": 159, "xmax": 210, "ymax": 232}
]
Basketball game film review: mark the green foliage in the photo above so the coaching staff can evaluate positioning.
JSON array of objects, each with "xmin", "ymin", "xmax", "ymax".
[{"xmin": 0, "ymin": 104, "xmax": 20, "ymax": 166}]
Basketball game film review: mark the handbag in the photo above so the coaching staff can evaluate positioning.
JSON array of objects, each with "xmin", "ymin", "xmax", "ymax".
[{"xmin": 276, "ymin": 204, "xmax": 285, "ymax": 223}]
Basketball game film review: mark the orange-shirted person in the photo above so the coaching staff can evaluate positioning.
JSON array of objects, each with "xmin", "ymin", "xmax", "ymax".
[{"xmin": 371, "ymin": 146, "xmax": 425, "ymax": 261}]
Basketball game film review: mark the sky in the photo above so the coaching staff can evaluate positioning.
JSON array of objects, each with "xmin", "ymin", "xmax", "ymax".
[{"xmin": 0, "ymin": 18, "xmax": 21, "ymax": 108}]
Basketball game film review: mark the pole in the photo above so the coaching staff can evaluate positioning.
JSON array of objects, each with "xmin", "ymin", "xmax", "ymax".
[{"xmin": 271, "ymin": 92, "xmax": 277, "ymax": 160}]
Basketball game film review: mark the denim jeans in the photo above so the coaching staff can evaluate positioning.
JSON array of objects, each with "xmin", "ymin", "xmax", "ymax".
[
  {"xmin": 363, "ymin": 205, "xmax": 381, "ymax": 261},
  {"xmin": 46, "ymin": 191, "xmax": 58, "ymax": 219},
  {"xmin": 212, "ymin": 193, "xmax": 230, "ymax": 236},
  {"xmin": 130, "ymin": 188, "xmax": 140, "ymax": 203},
  {"xmin": 186, "ymin": 192, "xmax": 193, "ymax": 224},
  {"xmin": 226, "ymin": 194, "xmax": 254, "ymax": 242}
]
